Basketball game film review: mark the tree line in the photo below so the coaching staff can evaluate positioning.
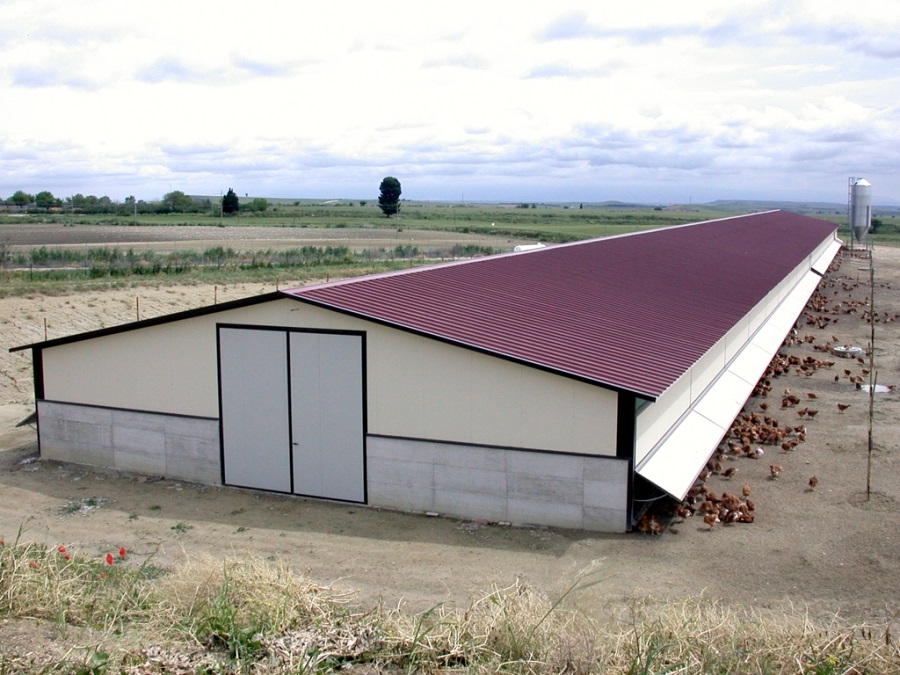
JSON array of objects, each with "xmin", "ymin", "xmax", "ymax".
[
  {"xmin": 1, "ymin": 188, "xmax": 265, "ymax": 215},
  {"xmin": 4, "ymin": 177, "xmax": 402, "ymax": 217}
]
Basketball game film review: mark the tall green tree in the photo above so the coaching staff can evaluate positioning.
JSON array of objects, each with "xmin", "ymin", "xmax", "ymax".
[
  {"xmin": 9, "ymin": 190, "xmax": 32, "ymax": 207},
  {"xmin": 162, "ymin": 190, "xmax": 193, "ymax": 212},
  {"xmin": 222, "ymin": 188, "xmax": 240, "ymax": 215},
  {"xmin": 34, "ymin": 191, "xmax": 59, "ymax": 208},
  {"xmin": 378, "ymin": 176, "xmax": 402, "ymax": 217}
]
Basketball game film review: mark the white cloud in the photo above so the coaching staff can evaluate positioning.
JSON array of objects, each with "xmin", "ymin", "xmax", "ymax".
[{"xmin": 0, "ymin": 1, "xmax": 898, "ymax": 203}]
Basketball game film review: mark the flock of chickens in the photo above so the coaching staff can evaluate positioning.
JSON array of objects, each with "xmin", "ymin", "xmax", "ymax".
[{"xmin": 637, "ymin": 249, "xmax": 895, "ymax": 535}]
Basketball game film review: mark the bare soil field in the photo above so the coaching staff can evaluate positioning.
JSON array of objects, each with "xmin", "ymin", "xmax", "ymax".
[
  {"xmin": 0, "ymin": 246, "xmax": 898, "ymax": 634},
  {"xmin": 0, "ymin": 223, "xmax": 507, "ymax": 254}
]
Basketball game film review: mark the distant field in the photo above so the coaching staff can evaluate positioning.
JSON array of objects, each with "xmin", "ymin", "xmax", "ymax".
[
  {"xmin": 2, "ymin": 199, "xmax": 891, "ymax": 242},
  {"xmin": 0, "ymin": 202, "xmax": 733, "ymax": 242},
  {"xmin": 0, "ymin": 203, "xmax": 893, "ymax": 296}
]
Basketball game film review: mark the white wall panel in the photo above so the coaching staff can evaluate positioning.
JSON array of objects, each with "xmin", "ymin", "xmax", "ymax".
[
  {"xmin": 41, "ymin": 297, "xmax": 619, "ymax": 457},
  {"xmin": 635, "ymin": 373, "xmax": 690, "ymax": 463}
]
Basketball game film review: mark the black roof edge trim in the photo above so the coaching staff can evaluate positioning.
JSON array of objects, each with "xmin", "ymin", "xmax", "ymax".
[
  {"xmin": 6, "ymin": 285, "xmax": 662, "ymax": 400},
  {"xmin": 9, "ymin": 291, "xmax": 287, "ymax": 353},
  {"xmin": 290, "ymin": 295, "xmax": 660, "ymax": 401}
]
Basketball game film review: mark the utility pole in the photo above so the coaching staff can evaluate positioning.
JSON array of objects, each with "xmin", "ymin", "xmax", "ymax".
[{"xmin": 866, "ymin": 250, "xmax": 876, "ymax": 500}]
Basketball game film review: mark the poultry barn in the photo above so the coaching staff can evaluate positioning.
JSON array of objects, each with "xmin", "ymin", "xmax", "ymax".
[{"xmin": 11, "ymin": 210, "xmax": 840, "ymax": 532}]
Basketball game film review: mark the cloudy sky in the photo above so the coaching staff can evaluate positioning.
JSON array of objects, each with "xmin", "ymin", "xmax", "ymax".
[{"xmin": 2, "ymin": 1, "xmax": 898, "ymax": 205}]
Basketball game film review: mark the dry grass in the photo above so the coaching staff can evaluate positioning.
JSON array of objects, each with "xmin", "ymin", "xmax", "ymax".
[{"xmin": 0, "ymin": 540, "xmax": 897, "ymax": 673}]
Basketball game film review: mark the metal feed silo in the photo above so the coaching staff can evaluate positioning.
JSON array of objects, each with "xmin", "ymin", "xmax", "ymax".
[{"xmin": 849, "ymin": 177, "xmax": 872, "ymax": 243}]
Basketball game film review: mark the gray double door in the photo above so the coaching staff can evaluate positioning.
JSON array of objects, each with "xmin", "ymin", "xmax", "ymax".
[{"xmin": 218, "ymin": 325, "xmax": 365, "ymax": 503}]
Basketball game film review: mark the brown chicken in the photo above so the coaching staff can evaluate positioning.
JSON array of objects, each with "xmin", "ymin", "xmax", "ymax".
[
  {"xmin": 675, "ymin": 506, "xmax": 692, "ymax": 520},
  {"xmin": 722, "ymin": 492, "xmax": 741, "ymax": 510},
  {"xmin": 769, "ymin": 464, "xmax": 783, "ymax": 478},
  {"xmin": 837, "ymin": 403, "xmax": 851, "ymax": 413},
  {"xmin": 808, "ymin": 476, "xmax": 818, "ymax": 490},
  {"xmin": 703, "ymin": 513, "xmax": 719, "ymax": 529},
  {"xmin": 742, "ymin": 483, "xmax": 752, "ymax": 497}
]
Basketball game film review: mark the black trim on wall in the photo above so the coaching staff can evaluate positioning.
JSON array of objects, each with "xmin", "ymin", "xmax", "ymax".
[
  {"xmin": 359, "ymin": 332, "xmax": 369, "ymax": 504},
  {"xmin": 32, "ymin": 348, "xmax": 44, "ymax": 400},
  {"xmin": 32, "ymin": 348, "xmax": 44, "ymax": 455},
  {"xmin": 368, "ymin": 432, "xmax": 628, "ymax": 463},
  {"xmin": 285, "ymin": 331, "xmax": 296, "ymax": 494},
  {"xmin": 215, "ymin": 326, "xmax": 227, "ymax": 486},
  {"xmin": 38, "ymin": 398, "xmax": 219, "ymax": 421},
  {"xmin": 616, "ymin": 391, "xmax": 637, "ymax": 530},
  {"xmin": 217, "ymin": 322, "xmax": 365, "ymax": 338}
]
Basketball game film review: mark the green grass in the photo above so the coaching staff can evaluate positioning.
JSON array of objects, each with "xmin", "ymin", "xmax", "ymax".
[{"xmin": 0, "ymin": 258, "xmax": 424, "ymax": 298}]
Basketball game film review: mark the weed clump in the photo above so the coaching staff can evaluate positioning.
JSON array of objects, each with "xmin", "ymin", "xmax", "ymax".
[{"xmin": 0, "ymin": 540, "xmax": 896, "ymax": 673}]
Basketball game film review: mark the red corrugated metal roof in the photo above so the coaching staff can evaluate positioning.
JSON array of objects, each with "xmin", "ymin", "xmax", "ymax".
[{"xmin": 283, "ymin": 211, "xmax": 838, "ymax": 399}]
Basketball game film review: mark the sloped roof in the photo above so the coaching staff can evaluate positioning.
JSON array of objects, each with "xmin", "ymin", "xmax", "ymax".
[{"xmin": 285, "ymin": 210, "xmax": 838, "ymax": 399}]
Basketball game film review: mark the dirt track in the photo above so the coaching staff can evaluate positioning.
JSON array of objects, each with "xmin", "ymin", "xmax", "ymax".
[
  {"xmin": 0, "ymin": 246, "xmax": 898, "ymax": 626},
  {"xmin": 0, "ymin": 223, "xmax": 506, "ymax": 254}
]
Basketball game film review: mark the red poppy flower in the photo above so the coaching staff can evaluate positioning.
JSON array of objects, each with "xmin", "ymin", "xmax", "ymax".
[
  {"xmin": 57, "ymin": 545, "xmax": 66, "ymax": 553},
  {"xmin": 99, "ymin": 572, "xmax": 105, "ymax": 579},
  {"xmin": 29, "ymin": 560, "xmax": 37, "ymax": 568},
  {"xmin": 118, "ymin": 547, "xmax": 126, "ymax": 559},
  {"xmin": 64, "ymin": 554, "xmax": 71, "ymax": 561},
  {"xmin": 105, "ymin": 553, "xmax": 114, "ymax": 565}
]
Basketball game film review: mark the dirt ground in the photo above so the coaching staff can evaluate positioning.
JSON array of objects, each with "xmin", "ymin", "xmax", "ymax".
[
  {"xmin": 0, "ymin": 245, "xmax": 898, "ymax": 631},
  {"xmin": 0, "ymin": 222, "xmax": 506, "ymax": 254}
]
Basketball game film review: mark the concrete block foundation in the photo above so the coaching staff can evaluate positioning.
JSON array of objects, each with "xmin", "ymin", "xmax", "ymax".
[
  {"xmin": 38, "ymin": 401, "xmax": 220, "ymax": 484},
  {"xmin": 368, "ymin": 436, "xmax": 629, "ymax": 532},
  {"xmin": 35, "ymin": 404, "xmax": 630, "ymax": 532}
]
